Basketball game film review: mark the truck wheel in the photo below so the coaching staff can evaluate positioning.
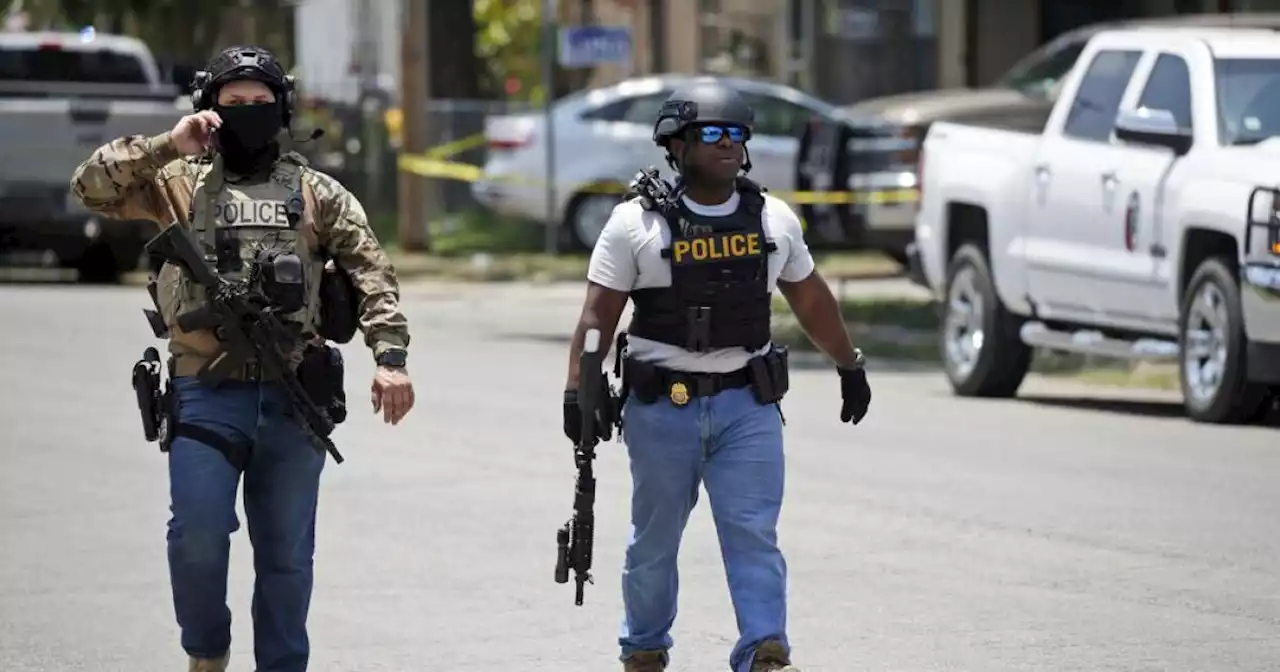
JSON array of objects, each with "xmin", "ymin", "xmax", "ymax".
[
  {"xmin": 941, "ymin": 243, "xmax": 1031, "ymax": 397},
  {"xmin": 564, "ymin": 189, "xmax": 622, "ymax": 250},
  {"xmin": 75, "ymin": 243, "xmax": 122, "ymax": 284},
  {"xmin": 1178, "ymin": 257, "xmax": 1270, "ymax": 424}
]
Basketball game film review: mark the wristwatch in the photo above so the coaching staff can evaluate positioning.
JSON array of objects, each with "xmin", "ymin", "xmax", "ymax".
[
  {"xmin": 376, "ymin": 349, "xmax": 407, "ymax": 368},
  {"xmin": 841, "ymin": 348, "xmax": 866, "ymax": 372}
]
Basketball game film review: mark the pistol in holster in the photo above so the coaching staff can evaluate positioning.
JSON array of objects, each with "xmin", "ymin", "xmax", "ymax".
[
  {"xmin": 131, "ymin": 346, "xmax": 176, "ymax": 451},
  {"xmin": 297, "ymin": 343, "xmax": 348, "ymax": 429},
  {"xmin": 746, "ymin": 345, "xmax": 790, "ymax": 405}
]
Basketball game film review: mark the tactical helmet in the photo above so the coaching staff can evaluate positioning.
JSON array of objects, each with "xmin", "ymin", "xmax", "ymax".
[
  {"xmin": 652, "ymin": 80, "xmax": 755, "ymax": 147},
  {"xmin": 190, "ymin": 45, "xmax": 296, "ymax": 124}
]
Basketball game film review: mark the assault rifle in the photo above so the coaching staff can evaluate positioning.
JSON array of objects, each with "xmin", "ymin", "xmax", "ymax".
[
  {"xmin": 554, "ymin": 327, "xmax": 614, "ymax": 605},
  {"xmin": 143, "ymin": 223, "xmax": 344, "ymax": 464}
]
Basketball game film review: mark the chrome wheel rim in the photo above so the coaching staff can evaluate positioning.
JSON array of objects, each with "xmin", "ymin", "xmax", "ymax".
[
  {"xmin": 944, "ymin": 265, "xmax": 985, "ymax": 380},
  {"xmin": 1183, "ymin": 281, "xmax": 1231, "ymax": 404}
]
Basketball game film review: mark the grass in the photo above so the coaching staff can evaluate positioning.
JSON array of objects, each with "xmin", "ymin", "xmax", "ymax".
[{"xmin": 382, "ymin": 209, "xmax": 901, "ymax": 283}]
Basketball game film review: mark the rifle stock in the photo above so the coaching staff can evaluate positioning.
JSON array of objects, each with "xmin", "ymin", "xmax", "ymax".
[{"xmin": 145, "ymin": 223, "xmax": 221, "ymax": 291}]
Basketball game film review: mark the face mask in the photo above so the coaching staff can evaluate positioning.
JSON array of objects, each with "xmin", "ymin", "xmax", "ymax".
[{"xmin": 212, "ymin": 102, "xmax": 284, "ymax": 171}]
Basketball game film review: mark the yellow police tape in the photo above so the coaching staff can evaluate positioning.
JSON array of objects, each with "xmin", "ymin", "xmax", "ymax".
[
  {"xmin": 396, "ymin": 152, "xmax": 919, "ymax": 206},
  {"xmin": 423, "ymin": 133, "xmax": 488, "ymax": 160}
]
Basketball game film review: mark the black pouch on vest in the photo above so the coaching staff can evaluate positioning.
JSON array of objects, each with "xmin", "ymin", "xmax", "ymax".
[
  {"xmin": 298, "ymin": 344, "xmax": 348, "ymax": 425},
  {"xmin": 317, "ymin": 261, "xmax": 359, "ymax": 344},
  {"xmin": 622, "ymin": 358, "xmax": 661, "ymax": 404}
]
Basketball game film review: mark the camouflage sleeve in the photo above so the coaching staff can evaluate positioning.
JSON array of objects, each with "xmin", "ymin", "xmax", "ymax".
[
  {"xmin": 308, "ymin": 171, "xmax": 411, "ymax": 359},
  {"xmin": 70, "ymin": 132, "xmax": 183, "ymax": 223}
]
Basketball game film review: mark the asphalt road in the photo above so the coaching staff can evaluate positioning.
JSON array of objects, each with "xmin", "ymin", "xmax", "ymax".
[{"xmin": 1, "ymin": 280, "xmax": 1278, "ymax": 672}]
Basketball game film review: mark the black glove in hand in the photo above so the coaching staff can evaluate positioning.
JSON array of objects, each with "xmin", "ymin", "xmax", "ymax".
[
  {"xmin": 838, "ymin": 365, "xmax": 871, "ymax": 425},
  {"xmin": 563, "ymin": 390, "xmax": 583, "ymax": 443},
  {"xmin": 563, "ymin": 389, "xmax": 614, "ymax": 444}
]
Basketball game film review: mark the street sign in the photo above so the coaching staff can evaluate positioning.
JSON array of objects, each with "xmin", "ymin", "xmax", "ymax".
[{"xmin": 558, "ymin": 26, "xmax": 632, "ymax": 69}]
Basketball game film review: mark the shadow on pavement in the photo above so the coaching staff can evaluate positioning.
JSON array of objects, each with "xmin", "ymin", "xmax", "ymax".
[
  {"xmin": 1020, "ymin": 395, "xmax": 1280, "ymax": 426},
  {"xmin": 1018, "ymin": 395, "xmax": 1188, "ymax": 419}
]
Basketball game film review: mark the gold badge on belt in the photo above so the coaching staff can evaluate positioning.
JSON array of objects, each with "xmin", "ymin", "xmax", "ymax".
[{"xmin": 669, "ymin": 381, "xmax": 690, "ymax": 406}]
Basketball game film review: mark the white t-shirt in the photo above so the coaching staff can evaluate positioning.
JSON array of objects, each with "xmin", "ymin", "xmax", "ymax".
[{"xmin": 587, "ymin": 190, "xmax": 816, "ymax": 373}]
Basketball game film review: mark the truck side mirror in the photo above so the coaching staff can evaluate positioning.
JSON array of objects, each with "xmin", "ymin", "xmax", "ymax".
[{"xmin": 1114, "ymin": 107, "xmax": 1192, "ymax": 156}]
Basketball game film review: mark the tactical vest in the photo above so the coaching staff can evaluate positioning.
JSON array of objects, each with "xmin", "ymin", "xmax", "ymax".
[
  {"xmin": 154, "ymin": 154, "xmax": 324, "ymax": 359},
  {"xmin": 628, "ymin": 180, "xmax": 777, "ymax": 353}
]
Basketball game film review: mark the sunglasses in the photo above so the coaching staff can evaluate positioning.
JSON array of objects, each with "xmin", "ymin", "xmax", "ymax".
[{"xmin": 696, "ymin": 125, "xmax": 747, "ymax": 144}]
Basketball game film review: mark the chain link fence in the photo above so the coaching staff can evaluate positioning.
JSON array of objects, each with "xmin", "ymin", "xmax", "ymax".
[
  {"xmin": 417, "ymin": 98, "xmax": 537, "ymax": 223},
  {"xmin": 292, "ymin": 97, "xmax": 538, "ymax": 242}
]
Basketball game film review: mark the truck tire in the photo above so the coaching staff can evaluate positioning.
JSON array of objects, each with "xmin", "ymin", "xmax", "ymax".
[
  {"xmin": 75, "ymin": 242, "xmax": 123, "ymax": 284},
  {"xmin": 1178, "ymin": 257, "xmax": 1271, "ymax": 424},
  {"xmin": 941, "ymin": 243, "xmax": 1031, "ymax": 397},
  {"xmin": 564, "ymin": 189, "xmax": 623, "ymax": 250}
]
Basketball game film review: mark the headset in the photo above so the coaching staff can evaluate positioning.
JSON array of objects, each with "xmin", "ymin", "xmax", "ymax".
[{"xmin": 189, "ymin": 46, "xmax": 297, "ymax": 127}]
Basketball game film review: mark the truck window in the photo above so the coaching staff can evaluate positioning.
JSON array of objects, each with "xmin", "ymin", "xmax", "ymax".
[
  {"xmin": 1062, "ymin": 49, "xmax": 1142, "ymax": 143},
  {"xmin": 0, "ymin": 44, "xmax": 148, "ymax": 84},
  {"xmin": 997, "ymin": 38, "xmax": 1088, "ymax": 96},
  {"xmin": 741, "ymin": 92, "xmax": 810, "ymax": 138},
  {"xmin": 1136, "ymin": 53, "xmax": 1193, "ymax": 131},
  {"xmin": 1214, "ymin": 58, "xmax": 1280, "ymax": 145}
]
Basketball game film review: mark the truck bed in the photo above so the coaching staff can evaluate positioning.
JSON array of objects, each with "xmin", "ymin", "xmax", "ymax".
[{"xmin": 0, "ymin": 89, "xmax": 184, "ymax": 187}]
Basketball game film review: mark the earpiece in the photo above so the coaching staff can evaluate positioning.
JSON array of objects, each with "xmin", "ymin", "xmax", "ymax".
[{"xmin": 189, "ymin": 70, "xmax": 212, "ymax": 111}]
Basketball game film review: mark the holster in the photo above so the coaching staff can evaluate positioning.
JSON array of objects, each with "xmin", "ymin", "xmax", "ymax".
[
  {"xmin": 621, "ymin": 357, "xmax": 662, "ymax": 405},
  {"xmin": 746, "ymin": 345, "xmax": 790, "ymax": 405},
  {"xmin": 298, "ymin": 343, "xmax": 348, "ymax": 426},
  {"xmin": 131, "ymin": 347, "xmax": 175, "ymax": 451}
]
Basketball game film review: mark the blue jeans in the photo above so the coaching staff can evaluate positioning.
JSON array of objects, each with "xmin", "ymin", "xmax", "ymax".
[
  {"xmin": 166, "ymin": 376, "xmax": 326, "ymax": 672},
  {"xmin": 618, "ymin": 385, "xmax": 789, "ymax": 672}
]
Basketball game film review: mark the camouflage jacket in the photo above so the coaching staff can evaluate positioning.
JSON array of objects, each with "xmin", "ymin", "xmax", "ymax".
[{"xmin": 70, "ymin": 131, "xmax": 410, "ymax": 362}]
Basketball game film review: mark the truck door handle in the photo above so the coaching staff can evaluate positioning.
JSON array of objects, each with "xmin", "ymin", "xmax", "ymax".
[
  {"xmin": 1101, "ymin": 170, "xmax": 1119, "ymax": 189},
  {"xmin": 1034, "ymin": 164, "xmax": 1051, "ymax": 182}
]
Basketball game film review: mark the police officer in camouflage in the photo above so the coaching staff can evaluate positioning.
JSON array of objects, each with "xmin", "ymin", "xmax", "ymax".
[
  {"xmin": 70, "ymin": 46, "xmax": 415, "ymax": 672},
  {"xmin": 564, "ymin": 80, "xmax": 873, "ymax": 672}
]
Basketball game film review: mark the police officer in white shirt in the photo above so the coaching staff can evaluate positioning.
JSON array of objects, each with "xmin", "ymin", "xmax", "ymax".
[{"xmin": 562, "ymin": 80, "xmax": 872, "ymax": 672}]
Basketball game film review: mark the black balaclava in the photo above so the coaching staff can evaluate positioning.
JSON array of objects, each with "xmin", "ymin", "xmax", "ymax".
[{"xmin": 212, "ymin": 98, "xmax": 284, "ymax": 176}]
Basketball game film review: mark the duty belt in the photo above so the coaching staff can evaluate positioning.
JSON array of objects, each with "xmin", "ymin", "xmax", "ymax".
[
  {"xmin": 171, "ymin": 354, "xmax": 283, "ymax": 382},
  {"xmin": 626, "ymin": 358, "xmax": 751, "ymax": 406}
]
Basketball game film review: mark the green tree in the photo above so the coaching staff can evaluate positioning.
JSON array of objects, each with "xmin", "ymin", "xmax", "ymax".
[
  {"xmin": 474, "ymin": 0, "xmax": 596, "ymax": 103},
  {"xmin": 474, "ymin": 0, "xmax": 543, "ymax": 101}
]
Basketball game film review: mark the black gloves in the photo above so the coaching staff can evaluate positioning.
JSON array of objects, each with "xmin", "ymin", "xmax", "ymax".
[
  {"xmin": 838, "ymin": 357, "xmax": 871, "ymax": 425},
  {"xmin": 563, "ymin": 388, "xmax": 615, "ymax": 444}
]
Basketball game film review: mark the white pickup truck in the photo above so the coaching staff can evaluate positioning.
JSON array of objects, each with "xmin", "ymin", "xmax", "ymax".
[{"xmin": 911, "ymin": 26, "xmax": 1280, "ymax": 425}]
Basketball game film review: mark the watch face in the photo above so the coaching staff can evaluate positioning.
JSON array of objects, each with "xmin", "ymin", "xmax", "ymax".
[{"xmin": 379, "ymin": 350, "xmax": 407, "ymax": 367}]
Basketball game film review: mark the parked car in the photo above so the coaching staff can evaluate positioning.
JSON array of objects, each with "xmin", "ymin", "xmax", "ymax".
[
  {"xmin": 0, "ymin": 29, "xmax": 184, "ymax": 282},
  {"xmin": 471, "ymin": 74, "xmax": 843, "ymax": 250},
  {"xmin": 912, "ymin": 25, "xmax": 1280, "ymax": 425},
  {"xmin": 821, "ymin": 12, "xmax": 1280, "ymax": 266}
]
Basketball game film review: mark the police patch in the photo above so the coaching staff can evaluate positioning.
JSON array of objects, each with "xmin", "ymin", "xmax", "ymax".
[
  {"xmin": 214, "ymin": 200, "xmax": 293, "ymax": 228},
  {"xmin": 670, "ymin": 231, "xmax": 764, "ymax": 266}
]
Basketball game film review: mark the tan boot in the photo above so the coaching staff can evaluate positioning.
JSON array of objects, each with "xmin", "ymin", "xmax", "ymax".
[
  {"xmin": 622, "ymin": 649, "xmax": 667, "ymax": 671},
  {"xmin": 188, "ymin": 651, "xmax": 229, "ymax": 672},
  {"xmin": 750, "ymin": 640, "xmax": 799, "ymax": 672}
]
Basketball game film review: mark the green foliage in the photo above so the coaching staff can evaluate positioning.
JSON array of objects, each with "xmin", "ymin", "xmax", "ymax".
[
  {"xmin": 473, "ymin": 0, "xmax": 547, "ymax": 103},
  {"xmin": 427, "ymin": 209, "xmax": 547, "ymax": 256}
]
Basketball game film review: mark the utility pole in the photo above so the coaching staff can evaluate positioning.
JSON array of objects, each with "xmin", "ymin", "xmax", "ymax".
[
  {"xmin": 648, "ymin": 0, "xmax": 666, "ymax": 73},
  {"xmin": 397, "ymin": 0, "xmax": 430, "ymax": 251}
]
